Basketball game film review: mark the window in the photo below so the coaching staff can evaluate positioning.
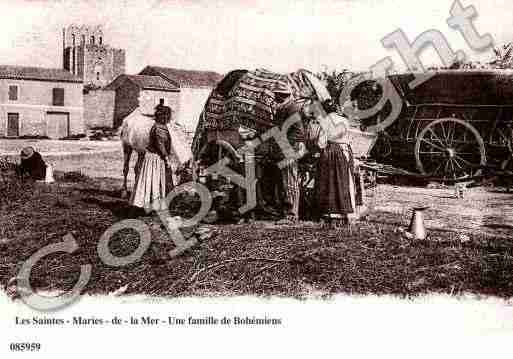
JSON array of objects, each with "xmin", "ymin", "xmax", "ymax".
[
  {"xmin": 99, "ymin": 36, "xmax": 102, "ymax": 45},
  {"xmin": 72, "ymin": 34, "xmax": 75, "ymax": 46},
  {"xmin": 94, "ymin": 62, "xmax": 103, "ymax": 81},
  {"xmin": 52, "ymin": 88, "xmax": 65, "ymax": 106},
  {"xmin": 82, "ymin": 35, "xmax": 85, "ymax": 44},
  {"xmin": 8, "ymin": 85, "xmax": 18, "ymax": 101},
  {"xmin": 91, "ymin": 36, "xmax": 95, "ymax": 44}
]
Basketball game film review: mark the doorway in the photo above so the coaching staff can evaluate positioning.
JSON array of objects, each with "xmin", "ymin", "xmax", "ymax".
[
  {"xmin": 46, "ymin": 112, "xmax": 70, "ymax": 139},
  {"xmin": 7, "ymin": 113, "xmax": 19, "ymax": 137}
]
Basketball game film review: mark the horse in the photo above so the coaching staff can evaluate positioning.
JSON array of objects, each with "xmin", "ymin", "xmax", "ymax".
[{"xmin": 120, "ymin": 108, "xmax": 192, "ymax": 199}]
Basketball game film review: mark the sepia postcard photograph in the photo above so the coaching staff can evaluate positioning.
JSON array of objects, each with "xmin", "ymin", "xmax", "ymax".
[{"xmin": 1, "ymin": 0, "xmax": 512, "ymax": 357}]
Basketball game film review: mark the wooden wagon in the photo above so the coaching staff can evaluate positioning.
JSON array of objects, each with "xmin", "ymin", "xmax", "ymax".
[{"xmin": 356, "ymin": 70, "xmax": 513, "ymax": 182}]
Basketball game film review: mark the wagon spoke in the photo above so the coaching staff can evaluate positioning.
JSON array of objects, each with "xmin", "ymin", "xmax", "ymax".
[
  {"xmin": 452, "ymin": 157, "xmax": 464, "ymax": 170},
  {"xmin": 445, "ymin": 122, "xmax": 452, "ymax": 146},
  {"xmin": 454, "ymin": 154, "xmax": 478, "ymax": 168},
  {"xmin": 439, "ymin": 122, "xmax": 448, "ymax": 144},
  {"xmin": 454, "ymin": 163, "xmax": 462, "ymax": 178},
  {"xmin": 427, "ymin": 128, "xmax": 446, "ymax": 147},
  {"xmin": 449, "ymin": 121, "xmax": 457, "ymax": 146},
  {"xmin": 421, "ymin": 138, "xmax": 445, "ymax": 152},
  {"xmin": 452, "ymin": 157, "xmax": 471, "ymax": 177},
  {"xmin": 432, "ymin": 161, "xmax": 444, "ymax": 175},
  {"xmin": 449, "ymin": 159, "xmax": 457, "ymax": 179}
]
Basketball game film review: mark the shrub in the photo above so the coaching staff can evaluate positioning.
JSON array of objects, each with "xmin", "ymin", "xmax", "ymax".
[
  {"xmin": 18, "ymin": 135, "xmax": 50, "ymax": 140},
  {"xmin": 60, "ymin": 134, "xmax": 87, "ymax": 140}
]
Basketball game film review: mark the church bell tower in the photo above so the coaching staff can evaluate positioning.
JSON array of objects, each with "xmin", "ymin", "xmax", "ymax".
[{"xmin": 62, "ymin": 24, "xmax": 126, "ymax": 88}]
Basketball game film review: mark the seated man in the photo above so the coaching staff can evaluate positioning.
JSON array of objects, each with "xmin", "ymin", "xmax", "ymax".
[{"xmin": 17, "ymin": 146, "xmax": 54, "ymax": 183}]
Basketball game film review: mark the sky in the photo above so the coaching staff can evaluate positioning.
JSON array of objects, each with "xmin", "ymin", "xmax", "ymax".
[{"xmin": 0, "ymin": 0, "xmax": 512, "ymax": 75}]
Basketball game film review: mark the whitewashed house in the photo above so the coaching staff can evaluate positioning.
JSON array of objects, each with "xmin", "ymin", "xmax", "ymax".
[{"xmin": 138, "ymin": 66, "xmax": 223, "ymax": 133}]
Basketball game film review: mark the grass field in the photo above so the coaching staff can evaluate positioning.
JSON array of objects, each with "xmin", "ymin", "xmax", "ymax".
[{"xmin": 1, "ymin": 167, "xmax": 512, "ymax": 299}]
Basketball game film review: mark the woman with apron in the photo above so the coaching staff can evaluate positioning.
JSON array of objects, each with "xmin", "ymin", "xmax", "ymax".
[
  {"xmin": 308, "ymin": 111, "xmax": 357, "ymax": 226},
  {"xmin": 130, "ymin": 105, "xmax": 174, "ymax": 213}
]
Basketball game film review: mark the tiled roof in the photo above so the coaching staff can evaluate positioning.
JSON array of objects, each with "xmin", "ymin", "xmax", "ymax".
[
  {"xmin": 126, "ymin": 75, "xmax": 179, "ymax": 91},
  {"xmin": 104, "ymin": 74, "xmax": 179, "ymax": 92},
  {"xmin": 0, "ymin": 65, "xmax": 82, "ymax": 83},
  {"xmin": 139, "ymin": 66, "xmax": 224, "ymax": 88}
]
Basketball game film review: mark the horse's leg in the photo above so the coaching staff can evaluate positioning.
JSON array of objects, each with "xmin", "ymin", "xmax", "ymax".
[{"xmin": 121, "ymin": 142, "xmax": 132, "ymax": 199}]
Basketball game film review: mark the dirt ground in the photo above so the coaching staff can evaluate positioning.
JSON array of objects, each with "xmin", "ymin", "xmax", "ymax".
[
  {"xmin": 0, "ymin": 139, "xmax": 120, "ymax": 155},
  {"xmin": 1, "ymin": 139, "xmax": 137, "ymax": 182},
  {"xmin": 2, "ymin": 139, "xmax": 512, "ymax": 238},
  {"xmin": 370, "ymin": 185, "xmax": 513, "ymax": 239}
]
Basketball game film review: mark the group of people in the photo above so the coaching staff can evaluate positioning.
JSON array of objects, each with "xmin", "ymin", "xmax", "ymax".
[
  {"xmin": 254, "ymin": 99, "xmax": 360, "ymax": 225},
  {"xmin": 15, "ymin": 98, "xmax": 361, "ymax": 226},
  {"xmin": 126, "ymin": 98, "xmax": 361, "ymax": 225}
]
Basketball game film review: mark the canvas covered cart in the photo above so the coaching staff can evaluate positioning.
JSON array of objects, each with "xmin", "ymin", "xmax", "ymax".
[
  {"xmin": 191, "ymin": 68, "xmax": 330, "ymax": 217},
  {"xmin": 191, "ymin": 68, "xmax": 379, "ymax": 219}
]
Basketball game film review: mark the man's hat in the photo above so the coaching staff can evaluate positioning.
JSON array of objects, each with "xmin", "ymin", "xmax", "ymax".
[{"xmin": 20, "ymin": 146, "xmax": 35, "ymax": 160}]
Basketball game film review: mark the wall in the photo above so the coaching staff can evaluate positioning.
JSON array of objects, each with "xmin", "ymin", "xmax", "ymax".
[
  {"xmin": 138, "ymin": 89, "xmax": 180, "ymax": 120},
  {"xmin": 179, "ymin": 87, "xmax": 212, "ymax": 132},
  {"xmin": 112, "ymin": 49, "xmax": 126, "ymax": 83},
  {"xmin": 0, "ymin": 78, "xmax": 82, "ymax": 106},
  {"xmin": 0, "ymin": 78, "xmax": 84, "ymax": 137},
  {"xmin": 82, "ymin": 44, "xmax": 126, "ymax": 88},
  {"xmin": 113, "ymin": 79, "xmax": 139, "ymax": 128},
  {"xmin": 83, "ymin": 89, "xmax": 115, "ymax": 128}
]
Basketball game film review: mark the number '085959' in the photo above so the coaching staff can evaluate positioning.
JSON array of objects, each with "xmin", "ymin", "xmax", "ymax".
[{"xmin": 9, "ymin": 343, "xmax": 41, "ymax": 352}]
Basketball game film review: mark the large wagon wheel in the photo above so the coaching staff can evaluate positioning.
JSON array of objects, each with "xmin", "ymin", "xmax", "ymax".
[{"xmin": 414, "ymin": 118, "xmax": 486, "ymax": 180}]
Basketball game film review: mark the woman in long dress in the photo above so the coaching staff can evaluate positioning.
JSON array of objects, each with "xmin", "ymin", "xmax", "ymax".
[
  {"xmin": 130, "ymin": 106, "xmax": 174, "ymax": 213},
  {"xmin": 309, "ymin": 111, "xmax": 357, "ymax": 225}
]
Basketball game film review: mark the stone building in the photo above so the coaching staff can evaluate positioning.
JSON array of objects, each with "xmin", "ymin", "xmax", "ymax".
[
  {"xmin": 60, "ymin": 25, "xmax": 222, "ymax": 133},
  {"xmin": 62, "ymin": 25, "xmax": 125, "ymax": 88},
  {"xmin": 104, "ymin": 74, "xmax": 180, "ymax": 128},
  {"xmin": 104, "ymin": 67, "xmax": 223, "ymax": 131},
  {"xmin": 0, "ymin": 65, "xmax": 83, "ymax": 138}
]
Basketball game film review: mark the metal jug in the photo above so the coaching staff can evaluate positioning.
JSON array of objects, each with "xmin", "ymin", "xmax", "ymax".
[{"xmin": 408, "ymin": 206, "xmax": 429, "ymax": 240}]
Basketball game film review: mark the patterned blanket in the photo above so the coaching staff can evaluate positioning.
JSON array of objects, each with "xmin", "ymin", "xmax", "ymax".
[{"xmin": 192, "ymin": 68, "xmax": 330, "ymax": 157}]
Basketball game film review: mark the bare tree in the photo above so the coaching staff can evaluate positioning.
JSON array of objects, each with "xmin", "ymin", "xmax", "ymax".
[{"xmin": 316, "ymin": 68, "xmax": 354, "ymax": 102}]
